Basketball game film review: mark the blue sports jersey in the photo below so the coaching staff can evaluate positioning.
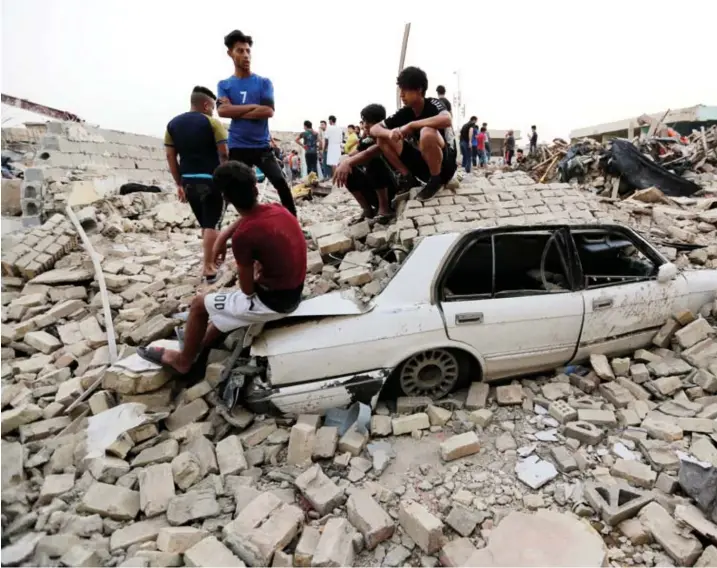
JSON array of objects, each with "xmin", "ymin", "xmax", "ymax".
[{"xmin": 217, "ymin": 74, "xmax": 274, "ymax": 149}]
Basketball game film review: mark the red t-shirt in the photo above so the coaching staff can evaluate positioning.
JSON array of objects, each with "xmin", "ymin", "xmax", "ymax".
[
  {"xmin": 232, "ymin": 204, "xmax": 307, "ymax": 312},
  {"xmin": 477, "ymin": 132, "xmax": 487, "ymax": 151}
]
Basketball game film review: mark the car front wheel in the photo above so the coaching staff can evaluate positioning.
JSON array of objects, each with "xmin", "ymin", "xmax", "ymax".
[{"xmin": 397, "ymin": 349, "xmax": 461, "ymax": 400}]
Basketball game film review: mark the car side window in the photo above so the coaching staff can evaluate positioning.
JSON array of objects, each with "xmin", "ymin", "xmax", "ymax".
[
  {"xmin": 442, "ymin": 230, "xmax": 572, "ymax": 301},
  {"xmin": 572, "ymin": 229, "xmax": 659, "ymax": 288}
]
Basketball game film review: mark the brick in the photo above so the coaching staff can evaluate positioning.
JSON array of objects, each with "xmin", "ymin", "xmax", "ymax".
[
  {"xmin": 577, "ymin": 408, "xmax": 617, "ymax": 427},
  {"xmin": 617, "ymin": 408, "xmax": 641, "ymax": 426},
  {"xmin": 673, "ymin": 309, "xmax": 697, "ymax": 326},
  {"xmin": 695, "ymin": 369, "xmax": 717, "ymax": 393},
  {"xmin": 696, "ymin": 546, "xmax": 717, "ymax": 568},
  {"xmin": 439, "ymin": 431, "xmax": 480, "ymax": 461},
  {"xmin": 1, "ymin": 403, "xmax": 43, "ymax": 434},
  {"xmin": 677, "ymin": 417, "xmax": 714, "ymax": 433},
  {"xmin": 396, "ymin": 396, "xmax": 432, "ymax": 414},
  {"xmin": 630, "ymin": 364, "xmax": 650, "ymax": 383},
  {"xmin": 370, "ymin": 415, "xmax": 392, "ymax": 436},
  {"xmin": 164, "ymin": 399, "xmax": 209, "ymax": 431},
  {"xmin": 648, "ymin": 358, "xmax": 693, "ymax": 377},
  {"xmin": 590, "ymin": 353, "xmax": 615, "ymax": 380},
  {"xmin": 615, "ymin": 377, "xmax": 651, "ymax": 401},
  {"xmin": 38, "ymin": 473, "xmax": 75, "ymax": 504},
  {"xmin": 548, "ymin": 400, "xmax": 577, "ymax": 424},
  {"xmin": 675, "ymin": 317, "xmax": 713, "ymax": 349},
  {"xmin": 312, "ymin": 518, "xmax": 355, "ymax": 567},
  {"xmin": 683, "ymin": 339, "xmax": 717, "ymax": 368},
  {"xmin": 653, "ymin": 375, "xmax": 683, "ymax": 396},
  {"xmin": 496, "ymin": 384, "xmax": 523, "ymax": 405},
  {"xmin": 318, "ymin": 233, "xmax": 352, "ymax": 255},
  {"xmin": 59, "ymin": 545, "xmax": 100, "ymax": 567},
  {"xmin": 87, "ymin": 456, "xmax": 130, "ymax": 483},
  {"xmin": 337, "ymin": 427, "xmax": 368, "ymax": 456},
  {"xmin": 167, "ymin": 488, "xmax": 220, "ymax": 526},
  {"xmin": 398, "ymin": 501, "xmax": 443, "ymax": 554},
  {"xmin": 171, "ymin": 452, "xmax": 201, "ymax": 490},
  {"xmin": 469, "ymin": 408, "xmax": 493, "ymax": 427},
  {"xmin": 598, "ymin": 382, "xmax": 635, "ymax": 408},
  {"xmin": 131, "ymin": 439, "xmax": 179, "ymax": 467},
  {"xmin": 157, "ymin": 527, "xmax": 208, "ymax": 554},
  {"xmin": 465, "ymin": 382, "xmax": 489, "ymax": 409},
  {"xmin": 223, "ymin": 493, "xmax": 303, "ymax": 566},
  {"xmin": 440, "ymin": 537, "xmax": 477, "ymax": 567},
  {"xmin": 184, "ymin": 536, "xmax": 245, "ymax": 567},
  {"xmin": 139, "ymin": 463, "xmax": 175, "ymax": 517},
  {"xmin": 391, "ymin": 412, "xmax": 430, "ymax": 435},
  {"xmin": 287, "ymin": 422, "xmax": 316, "ymax": 466},
  {"xmin": 24, "ymin": 330, "xmax": 62, "ymax": 354},
  {"xmin": 610, "ymin": 459, "xmax": 656, "ymax": 488},
  {"xmin": 618, "ymin": 518, "xmax": 652, "ymax": 545},
  {"xmin": 653, "ymin": 318, "xmax": 681, "ymax": 348},
  {"xmin": 294, "ymin": 464, "xmax": 343, "ymax": 515},
  {"xmin": 638, "ymin": 502, "xmax": 703, "ymax": 566},
  {"xmin": 550, "ymin": 446, "xmax": 578, "ymax": 472},
  {"xmin": 215, "ymin": 435, "xmax": 248, "ymax": 476},
  {"xmin": 184, "ymin": 435, "xmax": 218, "ymax": 477},
  {"xmin": 80, "ymin": 481, "xmax": 140, "ymax": 520},
  {"xmin": 110, "ymin": 517, "xmax": 169, "ymax": 551},
  {"xmin": 655, "ymin": 472, "xmax": 679, "ymax": 494},
  {"xmin": 313, "ymin": 426, "xmax": 338, "ymax": 459},
  {"xmin": 642, "ymin": 416, "xmax": 683, "ymax": 441},
  {"xmin": 346, "ymin": 490, "xmax": 394, "ymax": 550},
  {"xmin": 611, "ymin": 357, "xmax": 631, "ymax": 376},
  {"xmin": 294, "ymin": 526, "xmax": 321, "ymax": 567},
  {"xmin": 88, "ymin": 390, "xmax": 114, "ymax": 414},
  {"xmin": 239, "ymin": 419, "xmax": 277, "ymax": 446},
  {"xmin": 19, "ymin": 415, "xmax": 71, "ymax": 442},
  {"xmin": 445, "ymin": 503, "xmax": 480, "ymax": 537},
  {"xmin": 564, "ymin": 421, "xmax": 604, "ymax": 445}
]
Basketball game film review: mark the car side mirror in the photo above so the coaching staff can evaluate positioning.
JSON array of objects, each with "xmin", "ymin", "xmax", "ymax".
[{"xmin": 657, "ymin": 262, "xmax": 678, "ymax": 283}]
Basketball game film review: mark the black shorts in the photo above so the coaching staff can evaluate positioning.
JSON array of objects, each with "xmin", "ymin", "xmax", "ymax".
[
  {"xmin": 182, "ymin": 177, "xmax": 225, "ymax": 230},
  {"xmin": 400, "ymin": 142, "xmax": 458, "ymax": 184},
  {"xmin": 346, "ymin": 157, "xmax": 397, "ymax": 206}
]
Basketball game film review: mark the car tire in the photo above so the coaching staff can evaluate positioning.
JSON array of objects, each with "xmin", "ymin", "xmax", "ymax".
[{"xmin": 396, "ymin": 348, "xmax": 465, "ymax": 400}]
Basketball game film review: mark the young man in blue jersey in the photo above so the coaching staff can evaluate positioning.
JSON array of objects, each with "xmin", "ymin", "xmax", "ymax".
[{"xmin": 217, "ymin": 30, "xmax": 297, "ymax": 217}]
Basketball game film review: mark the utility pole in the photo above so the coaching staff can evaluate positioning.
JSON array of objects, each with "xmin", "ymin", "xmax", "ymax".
[
  {"xmin": 396, "ymin": 23, "xmax": 411, "ymax": 110},
  {"xmin": 452, "ymin": 71, "xmax": 463, "ymax": 130}
]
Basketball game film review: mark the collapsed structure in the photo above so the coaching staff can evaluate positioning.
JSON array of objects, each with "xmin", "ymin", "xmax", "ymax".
[{"xmin": 2, "ymin": 117, "xmax": 717, "ymax": 567}]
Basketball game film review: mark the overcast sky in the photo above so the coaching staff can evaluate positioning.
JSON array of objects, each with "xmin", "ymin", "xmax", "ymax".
[{"xmin": 3, "ymin": 0, "xmax": 716, "ymax": 142}]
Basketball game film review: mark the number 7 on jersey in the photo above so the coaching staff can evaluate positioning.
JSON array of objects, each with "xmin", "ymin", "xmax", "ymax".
[{"xmin": 240, "ymin": 91, "xmax": 247, "ymax": 103}]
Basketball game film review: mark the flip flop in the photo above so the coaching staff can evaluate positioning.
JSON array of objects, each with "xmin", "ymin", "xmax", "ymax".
[
  {"xmin": 137, "ymin": 346, "xmax": 184, "ymax": 374},
  {"xmin": 375, "ymin": 213, "xmax": 395, "ymax": 225},
  {"xmin": 203, "ymin": 273, "xmax": 219, "ymax": 285}
]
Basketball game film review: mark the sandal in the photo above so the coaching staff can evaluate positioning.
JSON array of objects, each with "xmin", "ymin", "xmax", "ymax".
[
  {"xmin": 349, "ymin": 213, "xmax": 374, "ymax": 226},
  {"xmin": 375, "ymin": 213, "xmax": 395, "ymax": 225},
  {"xmin": 137, "ymin": 346, "xmax": 185, "ymax": 374},
  {"xmin": 203, "ymin": 273, "xmax": 219, "ymax": 285}
]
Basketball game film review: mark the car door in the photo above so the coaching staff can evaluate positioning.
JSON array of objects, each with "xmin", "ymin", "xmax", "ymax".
[
  {"xmin": 438, "ymin": 228, "xmax": 584, "ymax": 380},
  {"xmin": 569, "ymin": 225, "xmax": 689, "ymax": 359}
]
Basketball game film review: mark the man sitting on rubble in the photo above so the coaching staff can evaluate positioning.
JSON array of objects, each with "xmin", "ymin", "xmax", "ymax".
[
  {"xmin": 370, "ymin": 66, "xmax": 457, "ymax": 202},
  {"xmin": 333, "ymin": 104, "xmax": 397, "ymax": 225},
  {"xmin": 138, "ymin": 161, "xmax": 307, "ymax": 374}
]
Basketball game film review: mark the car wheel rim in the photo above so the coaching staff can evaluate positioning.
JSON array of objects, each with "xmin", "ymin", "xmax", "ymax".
[{"xmin": 399, "ymin": 349, "xmax": 460, "ymax": 399}]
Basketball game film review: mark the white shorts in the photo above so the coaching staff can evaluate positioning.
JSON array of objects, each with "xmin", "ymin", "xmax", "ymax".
[{"xmin": 205, "ymin": 291, "xmax": 287, "ymax": 333}]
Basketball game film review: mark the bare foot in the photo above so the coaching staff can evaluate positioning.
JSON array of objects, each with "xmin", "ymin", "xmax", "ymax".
[{"xmin": 162, "ymin": 349, "xmax": 191, "ymax": 374}]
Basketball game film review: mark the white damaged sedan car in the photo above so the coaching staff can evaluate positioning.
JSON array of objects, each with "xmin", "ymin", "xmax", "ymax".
[{"xmin": 235, "ymin": 223, "xmax": 717, "ymax": 415}]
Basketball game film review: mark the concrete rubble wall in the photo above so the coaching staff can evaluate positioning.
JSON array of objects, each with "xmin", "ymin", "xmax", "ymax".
[{"xmin": 20, "ymin": 121, "xmax": 173, "ymax": 224}]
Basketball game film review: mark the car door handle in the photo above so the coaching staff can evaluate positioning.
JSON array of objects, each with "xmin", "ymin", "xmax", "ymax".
[
  {"xmin": 456, "ymin": 313, "xmax": 484, "ymax": 325},
  {"xmin": 593, "ymin": 298, "xmax": 613, "ymax": 310}
]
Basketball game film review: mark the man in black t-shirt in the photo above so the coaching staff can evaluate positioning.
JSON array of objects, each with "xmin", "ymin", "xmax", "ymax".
[
  {"xmin": 333, "ymin": 104, "xmax": 397, "ymax": 224},
  {"xmin": 370, "ymin": 67, "xmax": 457, "ymax": 202},
  {"xmin": 459, "ymin": 116, "xmax": 477, "ymax": 173}
]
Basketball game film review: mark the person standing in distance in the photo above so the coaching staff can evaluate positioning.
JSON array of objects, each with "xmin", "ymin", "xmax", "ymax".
[
  {"xmin": 324, "ymin": 115, "xmax": 342, "ymax": 178},
  {"xmin": 216, "ymin": 30, "xmax": 297, "ymax": 216},
  {"xmin": 436, "ymin": 85, "xmax": 453, "ymax": 115},
  {"xmin": 296, "ymin": 120, "xmax": 319, "ymax": 175}
]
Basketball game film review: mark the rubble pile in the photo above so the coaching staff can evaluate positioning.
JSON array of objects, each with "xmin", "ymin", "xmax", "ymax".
[{"xmin": 519, "ymin": 128, "xmax": 717, "ymax": 200}]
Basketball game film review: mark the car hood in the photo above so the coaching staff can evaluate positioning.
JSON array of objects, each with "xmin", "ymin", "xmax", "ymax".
[{"xmin": 284, "ymin": 290, "xmax": 372, "ymax": 318}]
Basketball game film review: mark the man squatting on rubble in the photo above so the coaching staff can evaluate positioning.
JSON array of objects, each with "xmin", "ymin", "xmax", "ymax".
[
  {"xmin": 370, "ymin": 66, "xmax": 458, "ymax": 202},
  {"xmin": 216, "ymin": 29, "xmax": 297, "ymax": 216},
  {"xmin": 332, "ymin": 104, "xmax": 398, "ymax": 224},
  {"xmin": 138, "ymin": 161, "xmax": 307, "ymax": 372},
  {"xmin": 164, "ymin": 86, "xmax": 229, "ymax": 284}
]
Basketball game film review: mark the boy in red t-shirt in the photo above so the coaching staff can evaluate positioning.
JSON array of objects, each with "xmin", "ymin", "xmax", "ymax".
[
  {"xmin": 138, "ymin": 161, "xmax": 307, "ymax": 373},
  {"xmin": 476, "ymin": 127, "xmax": 488, "ymax": 167}
]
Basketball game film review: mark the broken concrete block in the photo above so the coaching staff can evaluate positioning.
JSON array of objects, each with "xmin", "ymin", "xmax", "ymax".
[
  {"xmin": 80, "ymin": 481, "xmax": 140, "ymax": 520},
  {"xmin": 675, "ymin": 317, "xmax": 713, "ymax": 349},
  {"xmin": 598, "ymin": 382, "xmax": 635, "ymax": 408},
  {"xmin": 495, "ymin": 383, "xmax": 523, "ymax": 405},
  {"xmin": 466, "ymin": 510, "xmax": 607, "ymax": 566},
  {"xmin": 131, "ymin": 439, "xmax": 179, "ymax": 467},
  {"xmin": 391, "ymin": 413, "xmax": 430, "ymax": 435},
  {"xmin": 313, "ymin": 426, "xmax": 338, "ymax": 459},
  {"xmin": 87, "ymin": 456, "xmax": 130, "ymax": 483},
  {"xmin": 548, "ymin": 400, "xmax": 577, "ymax": 424},
  {"xmin": 683, "ymin": 339, "xmax": 717, "ymax": 369},
  {"xmin": 653, "ymin": 318, "xmax": 681, "ymax": 348},
  {"xmin": 564, "ymin": 421, "xmax": 604, "ymax": 445},
  {"xmin": 294, "ymin": 526, "xmax": 321, "ymax": 567},
  {"xmin": 110, "ymin": 516, "xmax": 169, "ymax": 551},
  {"xmin": 38, "ymin": 473, "xmax": 75, "ymax": 504},
  {"xmin": 465, "ymin": 382, "xmax": 489, "ymax": 409},
  {"xmin": 439, "ymin": 431, "xmax": 480, "ymax": 461},
  {"xmin": 156, "ymin": 527, "xmax": 209, "ymax": 554},
  {"xmin": 171, "ymin": 452, "xmax": 202, "ymax": 490},
  {"xmin": 103, "ymin": 363, "xmax": 172, "ymax": 395},
  {"xmin": 317, "ymin": 233, "xmax": 352, "ymax": 255},
  {"xmin": 306, "ymin": 251, "xmax": 324, "ymax": 274},
  {"xmin": 165, "ymin": 399, "xmax": 209, "ymax": 431},
  {"xmin": 312, "ymin": 517, "xmax": 356, "ymax": 567},
  {"xmin": 653, "ymin": 375, "xmax": 683, "ymax": 396},
  {"xmin": 440, "ymin": 537, "xmax": 478, "ymax": 567},
  {"xmin": 577, "ymin": 408, "xmax": 617, "ymax": 427},
  {"xmin": 215, "ymin": 435, "xmax": 248, "ymax": 476},
  {"xmin": 590, "ymin": 353, "xmax": 615, "ymax": 380},
  {"xmin": 370, "ymin": 415, "xmax": 392, "ymax": 437},
  {"xmin": 638, "ymin": 502, "xmax": 703, "ymax": 566},
  {"xmin": 184, "ymin": 434, "xmax": 218, "ymax": 478},
  {"xmin": 642, "ymin": 416, "xmax": 683, "ymax": 442},
  {"xmin": 630, "ymin": 363, "xmax": 650, "ymax": 383},
  {"xmin": 139, "ymin": 463, "xmax": 175, "ymax": 517},
  {"xmin": 399, "ymin": 501, "xmax": 443, "ymax": 554},
  {"xmin": 184, "ymin": 536, "xmax": 245, "ymax": 567},
  {"xmin": 59, "ymin": 544, "xmax": 100, "ymax": 567},
  {"xmin": 550, "ymin": 446, "xmax": 578, "ymax": 473},
  {"xmin": 294, "ymin": 464, "xmax": 343, "ymax": 515},
  {"xmin": 24, "ymin": 330, "xmax": 62, "ymax": 354},
  {"xmin": 238, "ymin": 419, "xmax": 277, "ymax": 446},
  {"xmin": 695, "ymin": 546, "xmax": 717, "ymax": 568},
  {"xmin": 287, "ymin": 422, "xmax": 316, "ymax": 466},
  {"xmin": 337, "ymin": 426, "xmax": 368, "ymax": 456},
  {"xmin": 469, "ymin": 408, "xmax": 493, "ymax": 428},
  {"xmin": 618, "ymin": 517, "xmax": 651, "ymax": 545},
  {"xmin": 1, "ymin": 403, "xmax": 43, "ymax": 434},
  {"xmin": 346, "ymin": 490, "xmax": 394, "ymax": 550},
  {"xmin": 166, "ymin": 488, "xmax": 220, "ymax": 526},
  {"xmin": 585, "ymin": 481, "xmax": 653, "ymax": 526},
  {"xmin": 610, "ymin": 459, "xmax": 657, "ymax": 488},
  {"xmin": 445, "ymin": 503, "xmax": 480, "ymax": 537}
]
